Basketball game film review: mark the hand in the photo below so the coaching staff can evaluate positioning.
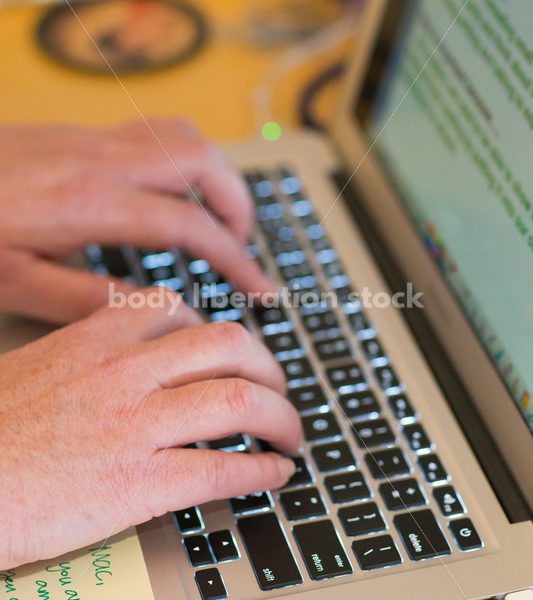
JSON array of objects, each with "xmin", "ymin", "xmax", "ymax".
[
  {"xmin": 0, "ymin": 290, "xmax": 302, "ymax": 569},
  {"xmin": 0, "ymin": 120, "xmax": 272, "ymax": 323}
]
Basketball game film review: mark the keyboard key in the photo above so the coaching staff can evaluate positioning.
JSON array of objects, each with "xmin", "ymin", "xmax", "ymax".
[
  {"xmin": 322, "ymin": 260, "xmax": 345, "ymax": 279},
  {"xmin": 280, "ymin": 262, "xmax": 313, "ymax": 281},
  {"xmin": 229, "ymin": 492, "xmax": 272, "ymax": 515},
  {"xmin": 264, "ymin": 331, "xmax": 301, "ymax": 355},
  {"xmin": 379, "ymin": 478, "xmax": 426, "ymax": 511},
  {"xmin": 279, "ymin": 488, "xmax": 326, "ymax": 520},
  {"xmin": 374, "ymin": 365, "xmax": 401, "ymax": 391},
  {"xmin": 352, "ymin": 419, "xmax": 395, "ymax": 448},
  {"xmin": 237, "ymin": 513, "xmax": 302, "ymax": 591},
  {"xmin": 288, "ymin": 384, "xmax": 328, "ymax": 412},
  {"xmin": 302, "ymin": 310, "xmax": 339, "ymax": 334},
  {"xmin": 208, "ymin": 435, "xmax": 247, "ymax": 451},
  {"xmin": 101, "ymin": 247, "xmax": 131, "ymax": 277},
  {"xmin": 339, "ymin": 390, "xmax": 381, "ymax": 420},
  {"xmin": 184, "ymin": 535, "xmax": 214, "ymax": 567},
  {"xmin": 314, "ymin": 337, "xmax": 353, "ymax": 362},
  {"xmin": 361, "ymin": 337, "xmax": 386, "ymax": 362},
  {"xmin": 311, "ymin": 441, "xmax": 356, "ymax": 472},
  {"xmin": 403, "ymin": 423, "xmax": 432, "ymax": 452},
  {"xmin": 326, "ymin": 363, "xmax": 366, "ymax": 393},
  {"xmin": 254, "ymin": 306, "xmax": 290, "ymax": 328},
  {"xmin": 195, "ymin": 568, "xmax": 227, "ymax": 600},
  {"xmin": 352, "ymin": 535, "xmax": 402, "ymax": 570},
  {"xmin": 325, "ymin": 471, "xmax": 371, "ymax": 504},
  {"xmin": 293, "ymin": 520, "xmax": 352, "ymax": 580},
  {"xmin": 433, "ymin": 486, "xmax": 465, "ymax": 517},
  {"xmin": 365, "ymin": 448, "xmax": 411, "ymax": 479},
  {"xmin": 281, "ymin": 357, "xmax": 314, "ymax": 382},
  {"xmin": 284, "ymin": 457, "xmax": 313, "ymax": 487},
  {"xmin": 208, "ymin": 530, "xmax": 239, "ymax": 562},
  {"xmin": 348, "ymin": 311, "xmax": 373, "ymax": 335},
  {"xmin": 448, "ymin": 518, "xmax": 482, "ymax": 551},
  {"xmin": 338, "ymin": 501, "xmax": 386, "ymax": 536},
  {"xmin": 418, "ymin": 454, "xmax": 449, "ymax": 484},
  {"xmin": 174, "ymin": 506, "xmax": 202, "ymax": 533},
  {"xmin": 388, "ymin": 394, "xmax": 416, "ymax": 421},
  {"xmin": 302, "ymin": 413, "xmax": 342, "ymax": 441},
  {"xmin": 394, "ymin": 509, "xmax": 451, "ymax": 560}
]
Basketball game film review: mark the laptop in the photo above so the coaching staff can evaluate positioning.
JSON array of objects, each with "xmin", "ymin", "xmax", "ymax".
[{"xmin": 1, "ymin": 1, "xmax": 532, "ymax": 598}]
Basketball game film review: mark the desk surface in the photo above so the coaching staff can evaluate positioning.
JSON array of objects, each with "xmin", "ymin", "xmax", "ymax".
[{"xmin": 0, "ymin": 0, "xmax": 359, "ymax": 140}]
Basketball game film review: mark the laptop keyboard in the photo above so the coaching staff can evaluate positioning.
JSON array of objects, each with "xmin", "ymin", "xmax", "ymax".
[{"xmin": 86, "ymin": 167, "xmax": 483, "ymax": 599}]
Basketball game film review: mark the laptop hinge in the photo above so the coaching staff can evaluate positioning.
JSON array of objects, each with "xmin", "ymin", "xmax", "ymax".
[{"xmin": 331, "ymin": 170, "xmax": 532, "ymax": 524}]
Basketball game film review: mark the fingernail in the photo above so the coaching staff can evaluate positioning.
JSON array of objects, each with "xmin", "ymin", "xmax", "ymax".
[{"xmin": 278, "ymin": 457, "xmax": 296, "ymax": 480}]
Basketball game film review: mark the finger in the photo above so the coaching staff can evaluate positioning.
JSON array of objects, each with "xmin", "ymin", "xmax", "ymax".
[
  {"xmin": 88, "ymin": 287, "xmax": 203, "ymax": 342},
  {"xmin": 144, "ymin": 379, "xmax": 303, "ymax": 456},
  {"xmin": 112, "ymin": 119, "xmax": 254, "ymax": 243},
  {"xmin": 89, "ymin": 194, "xmax": 272, "ymax": 295},
  {"xmin": 0, "ymin": 248, "xmax": 135, "ymax": 324},
  {"xmin": 143, "ymin": 449, "xmax": 296, "ymax": 517},
  {"xmin": 138, "ymin": 321, "xmax": 287, "ymax": 395}
]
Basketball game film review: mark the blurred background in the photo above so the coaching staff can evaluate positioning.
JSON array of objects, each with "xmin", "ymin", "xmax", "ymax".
[{"xmin": 0, "ymin": 0, "xmax": 365, "ymax": 140}]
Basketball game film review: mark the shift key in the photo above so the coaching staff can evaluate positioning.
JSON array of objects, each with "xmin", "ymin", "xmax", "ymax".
[
  {"xmin": 293, "ymin": 520, "xmax": 352, "ymax": 580},
  {"xmin": 237, "ymin": 513, "xmax": 302, "ymax": 590}
]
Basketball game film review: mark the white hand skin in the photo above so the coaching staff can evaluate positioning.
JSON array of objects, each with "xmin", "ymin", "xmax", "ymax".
[
  {"xmin": 0, "ymin": 292, "xmax": 303, "ymax": 570},
  {"xmin": 0, "ymin": 119, "xmax": 273, "ymax": 323}
]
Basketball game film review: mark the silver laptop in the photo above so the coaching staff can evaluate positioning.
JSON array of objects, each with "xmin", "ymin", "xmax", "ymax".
[{"xmin": 1, "ymin": 1, "xmax": 532, "ymax": 598}]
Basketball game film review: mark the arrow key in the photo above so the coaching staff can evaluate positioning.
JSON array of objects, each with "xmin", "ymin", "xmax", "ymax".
[
  {"xmin": 208, "ymin": 530, "xmax": 239, "ymax": 562},
  {"xmin": 195, "ymin": 568, "xmax": 227, "ymax": 600},
  {"xmin": 379, "ymin": 478, "xmax": 426, "ymax": 511},
  {"xmin": 184, "ymin": 535, "xmax": 214, "ymax": 567}
]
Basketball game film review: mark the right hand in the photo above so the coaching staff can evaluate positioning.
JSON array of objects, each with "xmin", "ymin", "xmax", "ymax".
[{"xmin": 0, "ymin": 290, "xmax": 302, "ymax": 570}]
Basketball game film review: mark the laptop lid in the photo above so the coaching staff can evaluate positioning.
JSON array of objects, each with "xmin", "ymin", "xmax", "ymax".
[{"xmin": 330, "ymin": 0, "xmax": 533, "ymax": 509}]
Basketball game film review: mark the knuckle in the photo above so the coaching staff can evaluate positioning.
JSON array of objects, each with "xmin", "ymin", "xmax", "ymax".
[
  {"xmin": 205, "ymin": 451, "xmax": 231, "ymax": 495},
  {"xmin": 216, "ymin": 320, "xmax": 250, "ymax": 351},
  {"xmin": 223, "ymin": 378, "xmax": 255, "ymax": 418}
]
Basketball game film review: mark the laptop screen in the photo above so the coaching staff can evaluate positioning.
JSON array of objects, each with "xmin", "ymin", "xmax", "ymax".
[{"xmin": 359, "ymin": 0, "xmax": 533, "ymax": 434}]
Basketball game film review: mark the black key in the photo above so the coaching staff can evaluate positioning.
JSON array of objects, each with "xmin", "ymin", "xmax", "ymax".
[
  {"xmin": 288, "ymin": 384, "xmax": 328, "ymax": 412},
  {"xmin": 145, "ymin": 265, "xmax": 176, "ymax": 283},
  {"xmin": 418, "ymin": 454, "xmax": 448, "ymax": 484},
  {"xmin": 284, "ymin": 457, "xmax": 313, "ymax": 487},
  {"xmin": 403, "ymin": 423, "xmax": 432, "ymax": 452},
  {"xmin": 208, "ymin": 435, "xmax": 247, "ymax": 451},
  {"xmin": 254, "ymin": 305, "xmax": 290, "ymax": 328},
  {"xmin": 361, "ymin": 338, "xmax": 386, "ymax": 362},
  {"xmin": 448, "ymin": 518, "xmax": 482, "ymax": 551},
  {"xmin": 352, "ymin": 535, "xmax": 402, "ymax": 570},
  {"xmin": 229, "ymin": 492, "xmax": 272, "ymax": 514},
  {"xmin": 388, "ymin": 394, "xmax": 416, "ymax": 421},
  {"xmin": 208, "ymin": 530, "xmax": 239, "ymax": 562},
  {"xmin": 301, "ymin": 311, "xmax": 339, "ymax": 335},
  {"xmin": 281, "ymin": 357, "xmax": 314, "ymax": 381},
  {"xmin": 101, "ymin": 247, "xmax": 131, "ymax": 277},
  {"xmin": 339, "ymin": 390, "xmax": 380, "ymax": 420},
  {"xmin": 322, "ymin": 260, "xmax": 345, "ymax": 279},
  {"xmin": 325, "ymin": 471, "xmax": 371, "ymax": 504},
  {"xmin": 195, "ymin": 568, "xmax": 227, "ymax": 600},
  {"xmin": 264, "ymin": 331, "xmax": 301, "ymax": 355},
  {"xmin": 311, "ymin": 236, "xmax": 332, "ymax": 252},
  {"xmin": 174, "ymin": 506, "xmax": 202, "ymax": 533},
  {"xmin": 338, "ymin": 502, "xmax": 386, "ymax": 536},
  {"xmin": 293, "ymin": 520, "xmax": 352, "ymax": 580},
  {"xmin": 348, "ymin": 311, "xmax": 373, "ymax": 334},
  {"xmin": 433, "ymin": 486, "xmax": 465, "ymax": 517},
  {"xmin": 259, "ymin": 217, "xmax": 290, "ymax": 236},
  {"xmin": 280, "ymin": 262, "xmax": 313, "ymax": 281},
  {"xmin": 326, "ymin": 363, "xmax": 366, "ymax": 393},
  {"xmin": 311, "ymin": 441, "xmax": 356, "ymax": 472},
  {"xmin": 379, "ymin": 478, "xmax": 426, "ymax": 511},
  {"xmin": 279, "ymin": 487, "xmax": 326, "ymax": 520},
  {"xmin": 352, "ymin": 419, "xmax": 395, "ymax": 448},
  {"xmin": 237, "ymin": 513, "xmax": 302, "ymax": 590},
  {"xmin": 184, "ymin": 535, "xmax": 213, "ymax": 567},
  {"xmin": 374, "ymin": 365, "xmax": 401, "ymax": 391},
  {"xmin": 314, "ymin": 337, "xmax": 353, "ymax": 362},
  {"xmin": 269, "ymin": 238, "xmax": 302, "ymax": 255},
  {"xmin": 302, "ymin": 412, "xmax": 342, "ymax": 441},
  {"xmin": 394, "ymin": 509, "xmax": 451, "ymax": 560},
  {"xmin": 365, "ymin": 448, "xmax": 411, "ymax": 479}
]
